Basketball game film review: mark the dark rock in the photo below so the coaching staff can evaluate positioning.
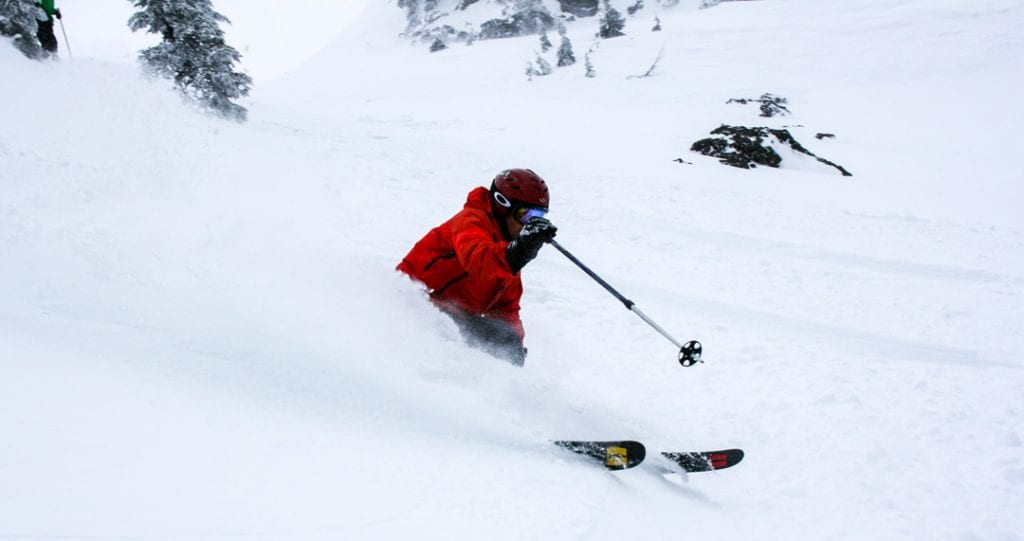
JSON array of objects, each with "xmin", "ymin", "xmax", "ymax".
[
  {"xmin": 692, "ymin": 126, "xmax": 782, "ymax": 169},
  {"xmin": 815, "ymin": 133, "xmax": 836, "ymax": 140},
  {"xmin": 558, "ymin": 0, "xmax": 599, "ymax": 17},
  {"xmin": 691, "ymin": 125, "xmax": 852, "ymax": 176},
  {"xmin": 727, "ymin": 93, "xmax": 791, "ymax": 117},
  {"xmin": 480, "ymin": 8, "xmax": 556, "ymax": 39}
]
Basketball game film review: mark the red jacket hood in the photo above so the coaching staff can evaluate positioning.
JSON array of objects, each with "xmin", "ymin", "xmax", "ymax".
[{"xmin": 465, "ymin": 186, "xmax": 492, "ymax": 212}]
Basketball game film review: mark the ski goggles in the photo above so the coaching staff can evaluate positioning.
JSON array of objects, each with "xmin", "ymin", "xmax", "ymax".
[{"xmin": 515, "ymin": 205, "xmax": 548, "ymax": 224}]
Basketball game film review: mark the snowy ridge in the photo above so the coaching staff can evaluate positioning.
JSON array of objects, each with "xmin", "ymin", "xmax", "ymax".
[{"xmin": 2, "ymin": 0, "xmax": 1023, "ymax": 539}]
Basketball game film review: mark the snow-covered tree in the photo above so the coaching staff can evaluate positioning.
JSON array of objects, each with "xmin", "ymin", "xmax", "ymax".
[
  {"xmin": 0, "ymin": 0, "xmax": 45, "ymax": 60},
  {"xmin": 398, "ymin": 0, "xmax": 441, "ymax": 31},
  {"xmin": 598, "ymin": 0, "xmax": 625, "ymax": 38},
  {"xmin": 539, "ymin": 32, "xmax": 552, "ymax": 52},
  {"xmin": 556, "ymin": 34, "xmax": 575, "ymax": 67},
  {"xmin": 535, "ymin": 54, "xmax": 552, "ymax": 76},
  {"xmin": 128, "ymin": 0, "xmax": 252, "ymax": 122}
]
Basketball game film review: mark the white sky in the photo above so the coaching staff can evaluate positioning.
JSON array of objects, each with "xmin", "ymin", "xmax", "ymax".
[{"xmin": 54, "ymin": 0, "xmax": 372, "ymax": 82}]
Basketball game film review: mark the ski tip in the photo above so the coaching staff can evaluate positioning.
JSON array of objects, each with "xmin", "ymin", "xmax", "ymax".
[{"xmin": 661, "ymin": 448, "xmax": 744, "ymax": 472}]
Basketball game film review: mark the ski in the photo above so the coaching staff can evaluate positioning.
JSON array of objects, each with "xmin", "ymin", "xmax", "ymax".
[
  {"xmin": 554, "ymin": 440, "xmax": 646, "ymax": 471},
  {"xmin": 660, "ymin": 449, "xmax": 744, "ymax": 472},
  {"xmin": 554, "ymin": 441, "xmax": 744, "ymax": 473}
]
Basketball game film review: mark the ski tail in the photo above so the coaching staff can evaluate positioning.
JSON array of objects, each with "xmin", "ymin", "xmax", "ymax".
[
  {"xmin": 554, "ymin": 440, "xmax": 646, "ymax": 470},
  {"xmin": 661, "ymin": 449, "xmax": 744, "ymax": 472}
]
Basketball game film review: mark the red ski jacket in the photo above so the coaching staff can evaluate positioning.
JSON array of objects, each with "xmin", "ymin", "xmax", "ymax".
[{"xmin": 397, "ymin": 187, "xmax": 525, "ymax": 339}]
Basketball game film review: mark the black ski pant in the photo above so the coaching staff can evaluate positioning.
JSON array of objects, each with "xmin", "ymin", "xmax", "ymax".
[
  {"xmin": 442, "ymin": 309, "xmax": 526, "ymax": 366},
  {"xmin": 37, "ymin": 18, "xmax": 57, "ymax": 54}
]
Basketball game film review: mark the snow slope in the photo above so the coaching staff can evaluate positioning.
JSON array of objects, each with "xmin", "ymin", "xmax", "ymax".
[{"xmin": 2, "ymin": 0, "xmax": 1023, "ymax": 539}]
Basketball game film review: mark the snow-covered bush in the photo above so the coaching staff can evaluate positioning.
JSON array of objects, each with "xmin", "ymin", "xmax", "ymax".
[
  {"xmin": 0, "ymin": 0, "xmax": 45, "ymax": 59},
  {"xmin": 128, "ymin": 0, "xmax": 252, "ymax": 122}
]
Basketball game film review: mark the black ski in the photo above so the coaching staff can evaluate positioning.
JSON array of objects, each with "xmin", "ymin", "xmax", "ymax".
[
  {"xmin": 661, "ymin": 449, "xmax": 744, "ymax": 472},
  {"xmin": 554, "ymin": 440, "xmax": 646, "ymax": 470},
  {"xmin": 555, "ymin": 441, "xmax": 744, "ymax": 473}
]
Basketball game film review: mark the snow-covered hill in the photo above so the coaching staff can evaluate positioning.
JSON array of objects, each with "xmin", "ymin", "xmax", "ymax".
[{"xmin": 2, "ymin": 1, "xmax": 1022, "ymax": 539}]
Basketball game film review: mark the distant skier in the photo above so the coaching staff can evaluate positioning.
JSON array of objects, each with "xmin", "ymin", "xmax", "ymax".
[
  {"xmin": 397, "ymin": 169, "xmax": 558, "ymax": 366},
  {"xmin": 36, "ymin": 0, "xmax": 61, "ymax": 56}
]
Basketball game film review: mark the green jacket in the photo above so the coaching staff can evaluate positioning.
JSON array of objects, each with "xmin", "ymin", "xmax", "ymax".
[{"xmin": 39, "ymin": 0, "xmax": 58, "ymax": 17}]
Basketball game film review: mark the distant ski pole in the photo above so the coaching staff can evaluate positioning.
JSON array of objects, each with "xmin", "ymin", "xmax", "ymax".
[
  {"xmin": 547, "ymin": 238, "xmax": 703, "ymax": 367},
  {"xmin": 58, "ymin": 18, "xmax": 72, "ymax": 59}
]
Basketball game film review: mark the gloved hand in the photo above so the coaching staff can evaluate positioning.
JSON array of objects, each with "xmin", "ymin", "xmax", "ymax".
[
  {"xmin": 54, "ymin": 8, "xmax": 62, "ymax": 19},
  {"xmin": 506, "ymin": 217, "xmax": 557, "ymax": 274}
]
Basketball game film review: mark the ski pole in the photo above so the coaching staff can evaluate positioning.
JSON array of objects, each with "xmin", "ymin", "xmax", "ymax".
[
  {"xmin": 547, "ymin": 238, "xmax": 703, "ymax": 367},
  {"xmin": 58, "ymin": 18, "xmax": 72, "ymax": 59}
]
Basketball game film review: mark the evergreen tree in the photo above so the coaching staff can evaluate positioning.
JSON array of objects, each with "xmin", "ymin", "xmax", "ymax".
[
  {"xmin": 534, "ymin": 54, "xmax": 552, "ymax": 76},
  {"xmin": 0, "ymin": 0, "xmax": 45, "ymax": 59},
  {"xmin": 598, "ymin": 0, "xmax": 625, "ymax": 39},
  {"xmin": 398, "ymin": 0, "xmax": 440, "ymax": 30},
  {"xmin": 556, "ymin": 34, "xmax": 575, "ymax": 67},
  {"xmin": 128, "ymin": 0, "xmax": 252, "ymax": 122},
  {"xmin": 539, "ymin": 32, "xmax": 552, "ymax": 52}
]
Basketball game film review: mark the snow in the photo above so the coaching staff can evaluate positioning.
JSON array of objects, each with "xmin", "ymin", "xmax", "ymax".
[{"xmin": 2, "ymin": 0, "xmax": 1023, "ymax": 539}]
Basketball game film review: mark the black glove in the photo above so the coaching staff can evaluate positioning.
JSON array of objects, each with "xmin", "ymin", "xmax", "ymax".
[
  {"xmin": 54, "ymin": 8, "xmax": 61, "ymax": 19},
  {"xmin": 506, "ymin": 217, "xmax": 556, "ymax": 274}
]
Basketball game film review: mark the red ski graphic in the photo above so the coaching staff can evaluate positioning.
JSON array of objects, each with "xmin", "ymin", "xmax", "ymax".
[{"xmin": 661, "ymin": 449, "xmax": 744, "ymax": 472}]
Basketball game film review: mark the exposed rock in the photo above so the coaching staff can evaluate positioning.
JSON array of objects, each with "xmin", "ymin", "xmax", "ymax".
[
  {"xmin": 558, "ymin": 0, "xmax": 599, "ymax": 17},
  {"xmin": 690, "ymin": 125, "xmax": 852, "ymax": 176},
  {"xmin": 727, "ymin": 93, "xmax": 791, "ymax": 117},
  {"xmin": 480, "ymin": 8, "xmax": 557, "ymax": 39}
]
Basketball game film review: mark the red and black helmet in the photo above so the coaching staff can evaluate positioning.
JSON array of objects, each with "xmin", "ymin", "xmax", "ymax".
[{"xmin": 490, "ymin": 169, "xmax": 550, "ymax": 218}]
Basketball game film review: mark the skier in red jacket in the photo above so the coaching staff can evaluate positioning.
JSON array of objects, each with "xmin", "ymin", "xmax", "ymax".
[{"xmin": 397, "ymin": 168, "xmax": 558, "ymax": 365}]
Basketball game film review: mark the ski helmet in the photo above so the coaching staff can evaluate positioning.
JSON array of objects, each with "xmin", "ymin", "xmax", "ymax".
[{"xmin": 490, "ymin": 169, "xmax": 550, "ymax": 218}]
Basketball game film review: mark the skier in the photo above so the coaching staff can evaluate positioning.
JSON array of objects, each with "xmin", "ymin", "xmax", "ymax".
[
  {"xmin": 397, "ymin": 169, "xmax": 558, "ymax": 366},
  {"xmin": 35, "ymin": 0, "xmax": 61, "ymax": 56}
]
